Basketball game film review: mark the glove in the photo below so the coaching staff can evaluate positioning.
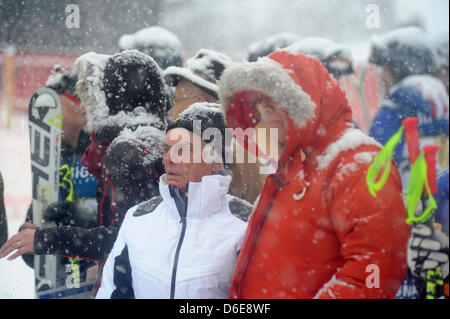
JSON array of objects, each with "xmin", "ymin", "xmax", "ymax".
[
  {"xmin": 43, "ymin": 201, "xmax": 97, "ymax": 229},
  {"xmin": 407, "ymin": 223, "xmax": 449, "ymax": 280}
]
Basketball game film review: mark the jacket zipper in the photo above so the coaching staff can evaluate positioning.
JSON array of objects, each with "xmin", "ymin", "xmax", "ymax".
[
  {"xmin": 170, "ymin": 215, "xmax": 187, "ymax": 298},
  {"xmin": 169, "ymin": 188, "xmax": 188, "ymax": 299}
]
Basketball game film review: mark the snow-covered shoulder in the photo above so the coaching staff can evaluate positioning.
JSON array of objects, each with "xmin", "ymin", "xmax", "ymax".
[{"xmin": 316, "ymin": 128, "xmax": 380, "ymax": 171}]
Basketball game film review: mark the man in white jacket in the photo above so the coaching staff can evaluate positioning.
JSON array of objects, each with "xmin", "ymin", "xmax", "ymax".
[{"xmin": 96, "ymin": 102, "xmax": 252, "ymax": 299}]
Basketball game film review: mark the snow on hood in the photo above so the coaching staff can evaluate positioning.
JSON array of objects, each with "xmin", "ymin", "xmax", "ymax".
[
  {"xmin": 111, "ymin": 124, "xmax": 166, "ymax": 165},
  {"xmin": 73, "ymin": 51, "xmax": 111, "ymax": 131},
  {"xmin": 75, "ymin": 50, "xmax": 166, "ymax": 132},
  {"xmin": 96, "ymin": 109, "xmax": 165, "ymax": 133}
]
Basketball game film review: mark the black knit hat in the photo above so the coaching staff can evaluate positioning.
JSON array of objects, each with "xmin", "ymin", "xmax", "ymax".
[
  {"xmin": 103, "ymin": 50, "xmax": 169, "ymax": 121},
  {"xmin": 166, "ymin": 102, "xmax": 230, "ymax": 163}
]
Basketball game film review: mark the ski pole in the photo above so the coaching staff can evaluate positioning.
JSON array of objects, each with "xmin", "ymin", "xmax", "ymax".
[
  {"xmin": 402, "ymin": 118, "xmax": 438, "ymax": 225},
  {"xmin": 402, "ymin": 117, "xmax": 420, "ymax": 164},
  {"xmin": 402, "ymin": 117, "xmax": 442, "ymax": 298},
  {"xmin": 422, "ymin": 145, "xmax": 444, "ymax": 299},
  {"xmin": 366, "ymin": 125, "xmax": 404, "ymax": 197},
  {"xmin": 366, "ymin": 117, "xmax": 444, "ymax": 298},
  {"xmin": 366, "ymin": 117, "xmax": 421, "ymax": 197}
]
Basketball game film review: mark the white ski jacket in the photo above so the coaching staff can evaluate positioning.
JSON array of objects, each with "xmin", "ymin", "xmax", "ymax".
[{"xmin": 96, "ymin": 174, "xmax": 251, "ymax": 299}]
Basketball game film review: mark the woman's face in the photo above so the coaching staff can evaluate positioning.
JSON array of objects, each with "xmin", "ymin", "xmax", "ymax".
[{"xmin": 255, "ymin": 94, "xmax": 288, "ymax": 145}]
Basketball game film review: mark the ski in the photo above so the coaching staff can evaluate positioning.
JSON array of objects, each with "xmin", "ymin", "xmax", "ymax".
[{"xmin": 28, "ymin": 87, "xmax": 63, "ymax": 296}]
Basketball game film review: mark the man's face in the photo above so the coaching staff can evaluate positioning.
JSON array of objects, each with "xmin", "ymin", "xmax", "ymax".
[
  {"xmin": 168, "ymin": 79, "xmax": 217, "ymax": 122},
  {"xmin": 61, "ymin": 93, "xmax": 87, "ymax": 133},
  {"xmin": 163, "ymin": 128, "xmax": 222, "ymax": 192},
  {"xmin": 255, "ymin": 93, "xmax": 288, "ymax": 145}
]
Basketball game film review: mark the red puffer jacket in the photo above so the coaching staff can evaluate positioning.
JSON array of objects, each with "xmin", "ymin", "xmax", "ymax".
[{"xmin": 218, "ymin": 50, "xmax": 410, "ymax": 299}]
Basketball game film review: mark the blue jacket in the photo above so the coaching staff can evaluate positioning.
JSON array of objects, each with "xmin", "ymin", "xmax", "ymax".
[{"xmin": 370, "ymin": 85, "xmax": 449, "ymax": 165}]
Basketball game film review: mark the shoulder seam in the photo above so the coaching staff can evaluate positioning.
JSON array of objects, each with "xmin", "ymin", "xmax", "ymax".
[
  {"xmin": 133, "ymin": 196, "xmax": 163, "ymax": 217},
  {"xmin": 229, "ymin": 197, "xmax": 253, "ymax": 222}
]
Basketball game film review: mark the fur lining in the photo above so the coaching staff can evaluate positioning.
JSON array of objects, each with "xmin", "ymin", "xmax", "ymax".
[
  {"xmin": 73, "ymin": 52, "xmax": 110, "ymax": 132},
  {"xmin": 218, "ymin": 57, "xmax": 316, "ymax": 128}
]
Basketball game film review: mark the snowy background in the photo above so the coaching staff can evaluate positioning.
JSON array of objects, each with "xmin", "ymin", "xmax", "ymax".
[{"xmin": 0, "ymin": 0, "xmax": 448, "ymax": 298}]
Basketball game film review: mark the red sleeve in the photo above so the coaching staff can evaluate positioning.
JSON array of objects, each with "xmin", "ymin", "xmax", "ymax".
[{"xmin": 315, "ymin": 152, "xmax": 410, "ymax": 299}]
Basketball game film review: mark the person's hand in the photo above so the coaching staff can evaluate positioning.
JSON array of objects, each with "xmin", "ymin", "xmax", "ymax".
[
  {"xmin": 0, "ymin": 227, "xmax": 37, "ymax": 260},
  {"xmin": 407, "ymin": 223, "xmax": 449, "ymax": 279}
]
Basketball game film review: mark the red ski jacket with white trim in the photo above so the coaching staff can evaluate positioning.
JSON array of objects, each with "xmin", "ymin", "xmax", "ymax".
[{"xmin": 219, "ymin": 50, "xmax": 410, "ymax": 299}]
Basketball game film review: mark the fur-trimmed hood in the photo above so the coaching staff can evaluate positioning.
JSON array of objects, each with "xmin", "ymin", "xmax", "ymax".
[
  {"xmin": 221, "ymin": 51, "xmax": 408, "ymax": 300},
  {"xmin": 73, "ymin": 52, "xmax": 111, "ymax": 132},
  {"xmin": 218, "ymin": 50, "xmax": 359, "ymax": 164},
  {"xmin": 74, "ymin": 50, "xmax": 168, "ymax": 132}
]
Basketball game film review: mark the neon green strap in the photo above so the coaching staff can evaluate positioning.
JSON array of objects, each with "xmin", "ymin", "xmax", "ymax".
[
  {"xmin": 405, "ymin": 151, "xmax": 437, "ymax": 224},
  {"xmin": 366, "ymin": 126, "xmax": 404, "ymax": 197},
  {"xmin": 59, "ymin": 164, "xmax": 75, "ymax": 202}
]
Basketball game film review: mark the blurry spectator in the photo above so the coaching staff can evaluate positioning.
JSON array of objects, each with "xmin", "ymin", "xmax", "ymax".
[
  {"xmin": 369, "ymin": 27, "xmax": 449, "ymax": 187},
  {"xmin": 286, "ymin": 36, "xmax": 354, "ymax": 79},
  {"xmin": 247, "ymin": 32, "xmax": 300, "ymax": 62},
  {"xmin": 118, "ymin": 26, "xmax": 183, "ymax": 70}
]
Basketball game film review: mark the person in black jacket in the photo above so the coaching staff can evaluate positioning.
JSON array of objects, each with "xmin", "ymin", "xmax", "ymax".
[
  {"xmin": 1, "ymin": 65, "xmax": 99, "ymax": 289},
  {"xmin": 0, "ymin": 51, "xmax": 168, "ymax": 275},
  {"xmin": 0, "ymin": 171, "xmax": 7, "ymax": 248}
]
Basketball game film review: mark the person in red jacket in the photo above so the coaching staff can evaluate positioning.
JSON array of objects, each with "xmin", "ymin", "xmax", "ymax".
[{"xmin": 218, "ymin": 50, "xmax": 410, "ymax": 299}]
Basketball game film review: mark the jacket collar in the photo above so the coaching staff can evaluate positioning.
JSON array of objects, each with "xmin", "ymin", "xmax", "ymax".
[{"xmin": 159, "ymin": 174, "xmax": 232, "ymax": 220}]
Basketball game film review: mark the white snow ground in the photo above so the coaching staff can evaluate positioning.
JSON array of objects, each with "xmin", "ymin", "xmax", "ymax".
[{"xmin": 0, "ymin": 109, "xmax": 34, "ymax": 299}]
